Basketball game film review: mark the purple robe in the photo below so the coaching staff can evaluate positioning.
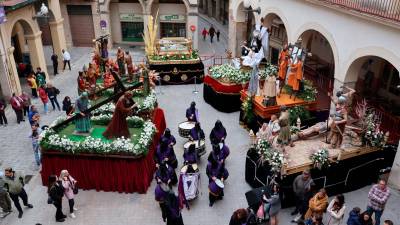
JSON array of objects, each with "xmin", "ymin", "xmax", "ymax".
[
  {"xmin": 210, "ymin": 127, "xmax": 227, "ymax": 144},
  {"xmin": 156, "ymin": 145, "xmax": 176, "ymax": 165},
  {"xmin": 189, "ymin": 127, "xmax": 205, "ymax": 141},
  {"xmin": 206, "ymin": 162, "xmax": 229, "ymax": 182},
  {"xmin": 183, "ymin": 151, "xmax": 198, "ymax": 164},
  {"xmin": 186, "ymin": 107, "xmax": 199, "ymax": 122},
  {"xmin": 161, "ymin": 135, "xmax": 176, "ymax": 146}
]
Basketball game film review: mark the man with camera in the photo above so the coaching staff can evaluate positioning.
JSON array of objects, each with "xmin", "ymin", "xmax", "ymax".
[{"xmin": 3, "ymin": 168, "xmax": 33, "ymax": 218}]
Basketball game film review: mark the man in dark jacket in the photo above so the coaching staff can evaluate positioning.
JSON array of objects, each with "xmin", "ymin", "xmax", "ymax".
[
  {"xmin": 51, "ymin": 53, "xmax": 58, "ymax": 75},
  {"xmin": 209, "ymin": 26, "xmax": 216, "ymax": 43},
  {"xmin": 46, "ymin": 84, "xmax": 61, "ymax": 111},
  {"xmin": 48, "ymin": 175, "xmax": 66, "ymax": 222}
]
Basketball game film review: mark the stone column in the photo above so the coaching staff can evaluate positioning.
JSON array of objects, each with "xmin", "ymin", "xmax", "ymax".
[
  {"xmin": 187, "ymin": 13, "xmax": 199, "ymax": 49},
  {"xmin": 215, "ymin": 0, "xmax": 221, "ymax": 21},
  {"xmin": 25, "ymin": 31, "xmax": 49, "ymax": 80},
  {"xmin": 49, "ymin": 18, "xmax": 67, "ymax": 57},
  {"xmin": 4, "ymin": 47, "xmax": 22, "ymax": 95},
  {"xmin": 388, "ymin": 141, "xmax": 400, "ymax": 190},
  {"xmin": 207, "ymin": 0, "xmax": 213, "ymax": 17}
]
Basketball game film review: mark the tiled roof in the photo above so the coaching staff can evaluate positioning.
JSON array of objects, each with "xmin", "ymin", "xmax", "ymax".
[{"xmin": 0, "ymin": 0, "xmax": 38, "ymax": 12}]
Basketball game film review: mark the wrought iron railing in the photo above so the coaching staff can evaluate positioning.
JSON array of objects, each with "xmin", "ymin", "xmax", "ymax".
[{"xmin": 318, "ymin": 0, "xmax": 400, "ymax": 22}]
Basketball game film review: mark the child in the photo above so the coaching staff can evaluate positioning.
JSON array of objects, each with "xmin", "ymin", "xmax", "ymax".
[{"xmin": 30, "ymin": 130, "xmax": 41, "ymax": 166}]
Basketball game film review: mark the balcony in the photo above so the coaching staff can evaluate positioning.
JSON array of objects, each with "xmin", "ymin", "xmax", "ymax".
[{"xmin": 309, "ymin": 0, "xmax": 400, "ymax": 23}]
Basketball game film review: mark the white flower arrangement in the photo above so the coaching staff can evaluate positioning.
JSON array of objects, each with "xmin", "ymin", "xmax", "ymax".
[
  {"xmin": 364, "ymin": 113, "xmax": 386, "ymax": 147},
  {"xmin": 268, "ymin": 150, "xmax": 285, "ymax": 173},
  {"xmin": 137, "ymin": 90, "xmax": 157, "ymax": 113},
  {"xmin": 40, "ymin": 119, "xmax": 156, "ymax": 156},
  {"xmin": 310, "ymin": 148, "xmax": 330, "ymax": 169},
  {"xmin": 210, "ymin": 63, "xmax": 278, "ymax": 84},
  {"xmin": 256, "ymin": 139, "xmax": 284, "ymax": 174}
]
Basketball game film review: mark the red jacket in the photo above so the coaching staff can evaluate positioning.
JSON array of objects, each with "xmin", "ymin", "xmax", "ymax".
[
  {"xmin": 10, "ymin": 96, "xmax": 23, "ymax": 110},
  {"xmin": 38, "ymin": 88, "xmax": 49, "ymax": 103}
]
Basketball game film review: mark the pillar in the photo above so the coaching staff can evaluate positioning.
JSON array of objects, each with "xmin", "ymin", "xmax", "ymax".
[
  {"xmin": 49, "ymin": 18, "xmax": 67, "ymax": 57},
  {"xmin": 99, "ymin": 2, "xmax": 113, "ymax": 49},
  {"xmin": 25, "ymin": 31, "xmax": 49, "ymax": 80},
  {"xmin": 187, "ymin": 13, "xmax": 199, "ymax": 49},
  {"xmin": 207, "ymin": 0, "xmax": 213, "ymax": 17},
  {"xmin": 4, "ymin": 47, "xmax": 22, "ymax": 96},
  {"xmin": 215, "ymin": 0, "xmax": 221, "ymax": 21},
  {"xmin": 388, "ymin": 141, "xmax": 400, "ymax": 190}
]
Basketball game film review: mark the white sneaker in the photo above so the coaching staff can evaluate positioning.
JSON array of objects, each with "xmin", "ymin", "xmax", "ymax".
[
  {"xmin": 70, "ymin": 213, "xmax": 76, "ymax": 218},
  {"xmin": 73, "ymin": 207, "xmax": 78, "ymax": 211}
]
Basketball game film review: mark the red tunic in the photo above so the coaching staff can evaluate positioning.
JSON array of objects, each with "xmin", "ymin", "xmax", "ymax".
[{"xmin": 103, "ymin": 96, "xmax": 133, "ymax": 139}]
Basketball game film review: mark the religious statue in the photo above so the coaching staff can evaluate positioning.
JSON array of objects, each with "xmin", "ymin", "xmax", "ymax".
[
  {"xmin": 117, "ymin": 47, "xmax": 125, "ymax": 75},
  {"xmin": 278, "ymin": 45, "xmax": 289, "ymax": 95},
  {"xmin": 74, "ymin": 92, "xmax": 91, "ymax": 133},
  {"xmin": 277, "ymin": 106, "xmax": 293, "ymax": 147},
  {"xmin": 287, "ymin": 55, "xmax": 303, "ymax": 99},
  {"xmin": 103, "ymin": 92, "xmax": 138, "ymax": 139},
  {"xmin": 327, "ymin": 94, "xmax": 348, "ymax": 148},
  {"xmin": 263, "ymin": 74, "xmax": 278, "ymax": 106},
  {"xmin": 103, "ymin": 67, "xmax": 115, "ymax": 88},
  {"xmin": 259, "ymin": 18, "xmax": 270, "ymax": 61},
  {"xmin": 77, "ymin": 71, "xmax": 86, "ymax": 95},
  {"xmin": 142, "ymin": 67, "xmax": 150, "ymax": 95},
  {"xmin": 125, "ymin": 51, "xmax": 136, "ymax": 82}
]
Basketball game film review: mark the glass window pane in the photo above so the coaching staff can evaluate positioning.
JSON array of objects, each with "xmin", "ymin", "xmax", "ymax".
[{"xmin": 121, "ymin": 22, "xmax": 144, "ymax": 42}]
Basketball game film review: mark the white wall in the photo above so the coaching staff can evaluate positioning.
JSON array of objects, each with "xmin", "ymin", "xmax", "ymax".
[{"xmin": 230, "ymin": 0, "xmax": 400, "ymax": 83}]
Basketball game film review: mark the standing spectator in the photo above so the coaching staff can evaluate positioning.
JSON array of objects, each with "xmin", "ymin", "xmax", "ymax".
[
  {"xmin": 46, "ymin": 83, "xmax": 61, "ymax": 111},
  {"xmin": 0, "ymin": 98, "xmax": 7, "ymax": 126},
  {"xmin": 306, "ymin": 215, "xmax": 324, "ymax": 225},
  {"xmin": 366, "ymin": 179, "xmax": 390, "ymax": 225},
  {"xmin": 29, "ymin": 128, "xmax": 41, "ymax": 167},
  {"xmin": 60, "ymin": 170, "xmax": 78, "ymax": 219},
  {"xmin": 48, "ymin": 175, "xmax": 66, "ymax": 222},
  {"xmin": 209, "ymin": 25, "xmax": 215, "ymax": 43},
  {"xmin": 28, "ymin": 105, "xmax": 40, "ymax": 126},
  {"xmin": 216, "ymin": 29, "xmax": 221, "ymax": 42},
  {"xmin": 325, "ymin": 194, "xmax": 346, "ymax": 225},
  {"xmin": 51, "ymin": 53, "xmax": 59, "ymax": 75},
  {"xmin": 165, "ymin": 192, "xmax": 184, "ymax": 225},
  {"xmin": 62, "ymin": 49, "xmax": 71, "ymax": 71},
  {"xmin": 202, "ymin": 27, "xmax": 208, "ymax": 41},
  {"xmin": 35, "ymin": 67, "xmax": 46, "ymax": 87},
  {"xmin": 292, "ymin": 170, "xmax": 314, "ymax": 215},
  {"xmin": 0, "ymin": 178, "xmax": 12, "ymax": 218},
  {"xmin": 229, "ymin": 208, "xmax": 248, "ymax": 225},
  {"xmin": 9, "ymin": 93, "xmax": 24, "ymax": 124},
  {"xmin": 359, "ymin": 211, "xmax": 373, "ymax": 225},
  {"xmin": 383, "ymin": 220, "xmax": 393, "ymax": 225},
  {"xmin": 263, "ymin": 183, "xmax": 281, "ymax": 225},
  {"xmin": 3, "ymin": 168, "xmax": 33, "ymax": 218},
  {"xmin": 20, "ymin": 91, "xmax": 31, "ymax": 117},
  {"xmin": 62, "ymin": 96, "xmax": 74, "ymax": 116},
  {"xmin": 26, "ymin": 74, "xmax": 38, "ymax": 98},
  {"xmin": 346, "ymin": 207, "xmax": 361, "ymax": 225},
  {"xmin": 304, "ymin": 189, "xmax": 329, "ymax": 220},
  {"xmin": 38, "ymin": 85, "xmax": 49, "ymax": 114}
]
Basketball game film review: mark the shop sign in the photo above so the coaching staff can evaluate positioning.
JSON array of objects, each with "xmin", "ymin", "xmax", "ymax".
[
  {"xmin": 160, "ymin": 15, "xmax": 185, "ymax": 22},
  {"xmin": 120, "ymin": 13, "xmax": 144, "ymax": 22}
]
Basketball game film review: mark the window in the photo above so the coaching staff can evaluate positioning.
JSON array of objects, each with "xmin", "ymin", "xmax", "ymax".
[
  {"xmin": 381, "ymin": 62, "xmax": 399, "ymax": 96},
  {"xmin": 160, "ymin": 23, "xmax": 186, "ymax": 37},
  {"xmin": 159, "ymin": 0, "xmax": 183, "ymax": 3},
  {"xmin": 121, "ymin": 22, "xmax": 144, "ymax": 42}
]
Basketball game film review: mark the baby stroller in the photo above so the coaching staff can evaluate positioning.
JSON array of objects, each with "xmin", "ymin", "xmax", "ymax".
[{"xmin": 178, "ymin": 164, "xmax": 200, "ymax": 208}]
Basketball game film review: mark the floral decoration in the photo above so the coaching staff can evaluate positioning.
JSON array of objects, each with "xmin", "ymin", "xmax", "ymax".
[
  {"xmin": 210, "ymin": 63, "xmax": 277, "ymax": 84},
  {"xmin": 256, "ymin": 139, "xmax": 284, "ymax": 174},
  {"xmin": 310, "ymin": 148, "xmax": 330, "ymax": 169}
]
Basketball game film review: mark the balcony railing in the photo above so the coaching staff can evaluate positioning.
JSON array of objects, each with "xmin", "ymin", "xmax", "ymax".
[{"xmin": 318, "ymin": 0, "xmax": 400, "ymax": 22}]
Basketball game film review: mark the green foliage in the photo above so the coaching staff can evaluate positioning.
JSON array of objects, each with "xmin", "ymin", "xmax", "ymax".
[
  {"xmin": 241, "ymin": 96, "xmax": 255, "ymax": 124},
  {"xmin": 283, "ymin": 79, "xmax": 317, "ymax": 102},
  {"xmin": 288, "ymin": 105, "xmax": 311, "ymax": 126}
]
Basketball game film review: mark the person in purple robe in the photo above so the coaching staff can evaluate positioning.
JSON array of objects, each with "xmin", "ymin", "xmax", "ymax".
[
  {"xmin": 155, "ymin": 139, "xmax": 178, "ymax": 169},
  {"xmin": 183, "ymin": 144, "xmax": 198, "ymax": 165},
  {"xmin": 154, "ymin": 163, "xmax": 172, "ymax": 222},
  {"xmin": 210, "ymin": 120, "xmax": 227, "ymax": 145},
  {"xmin": 189, "ymin": 122, "xmax": 205, "ymax": 141},
  {"xmin": 185, "ymin": 101, "xmax": 199, "ymax": 122},
  {"xmin": 161, "ymin": 128, "xmax": 176, "ymax": 147},
  {"xmin": 206, "ymin": 156, "xmax": 229, "ymax": 207},
  {"xmin": 165, "ymin": 192, "xmax": 184, "ymax": 225},
  {"xmin": 208, "ymin": 143, "xmax": 230, "ymax": 163}
]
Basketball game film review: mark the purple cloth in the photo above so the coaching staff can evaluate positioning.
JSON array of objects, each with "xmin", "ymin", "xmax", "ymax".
[
  {"xmin": 183, "ymin": 151, "xmax": 197, "ymax": 164},
  {"xmin": 211, "ymin": 145, "xmax": 230, "ymax": 162},
  {"xmin": 156, "ymin": 145, "xmax": 176, "ymax": 164},
  {"xmin": 189, "ymin": 127, "xmax": 205, "ymax": 141},
  {"xmin": 155, "ymin": 184, "xmax": 168, "ymax": 202},
  {"xmin": 206, "ymin": 162, "xmax": 229, "ymax": 182},
  {"xmin": 161, "ymin": 135, "xmax": 176, "ymax": 146},
  {"xmin": 155, "ymin": 167, "xmax": 174, "ymax": 184},
  {"xmin": 186, "ymin": 107, "xmax": 198, "ymax": 122},
  {"xmin": 210, "ymin": 128, "xmax": 227, "ymax": 144}
]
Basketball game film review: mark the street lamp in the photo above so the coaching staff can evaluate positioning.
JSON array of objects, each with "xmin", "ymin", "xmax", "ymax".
[
  {"xmin": 33, "ymin": 3, "xmax": 54, "ymax": 53},
  {"xmin": 242, "ymin": 0, "xmax": 261, "ymax": 15}
]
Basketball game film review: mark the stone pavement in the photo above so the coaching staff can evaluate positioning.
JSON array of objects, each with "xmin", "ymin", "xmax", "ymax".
[{"xmin": 1, "ymin": 14, "xmax": 399, "ymax": 225}]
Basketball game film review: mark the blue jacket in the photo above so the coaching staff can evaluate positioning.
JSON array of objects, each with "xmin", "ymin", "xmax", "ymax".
[{"xmin": 347, "ymin": 211, "xmax": 361, "ymax": 225}]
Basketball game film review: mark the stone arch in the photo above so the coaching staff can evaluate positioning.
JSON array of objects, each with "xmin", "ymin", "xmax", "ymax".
[
  {"xmin": 261, "ymin": 8, "xmax": 291, "ymax": 43},
  {"xmin": 232, "ymin": 0, "xmax": 257, "ymax": 22},
  {"xmin": 146, "ymin": 0, "xmax": 190, "ymax": 13},
  {"xmin": 343, "ymin": 47, "xmax": 400, "ymax": 83},
  {"xmin": 6, "ymin": 18, "xmax": 37, "ymax": 47},
  {"xmin": 104, "ymin": 0, "xmax": 146, "ymax": 13},
  {"xmin": 293, "ymin": 22, "xmax": 339, "ymax": 77}
]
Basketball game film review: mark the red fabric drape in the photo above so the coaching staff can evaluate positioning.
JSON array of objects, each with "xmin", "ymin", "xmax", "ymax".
[
  {"xmin": 41, "ymin": 108, "xmax": 166, "ymax": 194},
  {"xmin": 204, "ymin": 75, "xmax": 247, "ymax": 94}
]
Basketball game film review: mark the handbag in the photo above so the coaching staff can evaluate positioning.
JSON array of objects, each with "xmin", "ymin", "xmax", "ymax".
[{"xmin": 73, "ymin": 184, "xmax": 78, "ymax": 195}]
